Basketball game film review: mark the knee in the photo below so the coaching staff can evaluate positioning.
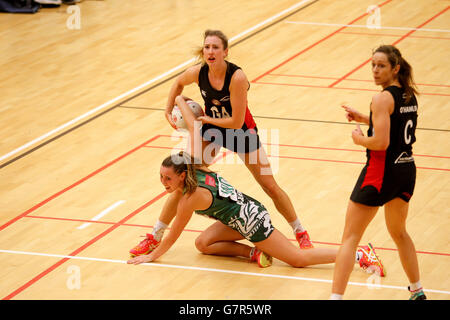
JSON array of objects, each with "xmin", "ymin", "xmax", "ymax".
[
  {"xmin": 260, "ymin": 181, "xmax": 281, "ymax": 199},
  {"xmin": 195, "ymin": 235, "xmax": 210, "ymax": 254},
  {"xmin": 280, "ymin": 253, "xmax": 308, "ymax": 268},
  {"xmin": 388, "ymin": 228, "xmax": 409, "ymax": 243},
  {"xmin": 292, "ymin": 260, "xmax": 307, "ymax": 268},
  {"xmin": 290, "ymin": 256, "xmax": 308, "ymax": 268}
]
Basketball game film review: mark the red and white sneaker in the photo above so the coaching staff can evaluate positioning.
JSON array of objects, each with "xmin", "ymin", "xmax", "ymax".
[
  {"xmin": 358, "ymin": 243, "xmax": 385, "ymax": 277},
  {"xmin": 250, "ymin": 248, "xmax": 272, "ymax": 268},
  {"xmin": 129, "ymin": 234, "xmax": 160, "ymax": 257},
  {"xmin": 296, "ymin": 230, "xmax": 314, "ymax": 249}
]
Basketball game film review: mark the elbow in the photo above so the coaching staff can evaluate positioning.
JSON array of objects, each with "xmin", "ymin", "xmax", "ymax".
[
  {"xmin": 232, "ymin": 118, "xmax": 245, "ymax": 130},
  {"xmin": 374, "ymin": 140, "xmax": 389, "ymax": 151}
]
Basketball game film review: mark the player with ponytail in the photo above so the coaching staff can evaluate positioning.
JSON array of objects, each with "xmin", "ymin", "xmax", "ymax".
[{"xmin": 331, "ymin": 45, "xmax": 425, "ymax": 300}]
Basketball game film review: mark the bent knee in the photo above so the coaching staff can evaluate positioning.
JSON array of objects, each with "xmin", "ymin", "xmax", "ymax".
[
  {"xmin": 291, "ymin": 258, "xmax": 308, "ymax": 268},
  {"xmin": 283, "ymin": 256, "xmax": 308, "ymax": 268},
  {"xmin": 195, "ymin": 235, "xmax": 210, "ymax": 254}
]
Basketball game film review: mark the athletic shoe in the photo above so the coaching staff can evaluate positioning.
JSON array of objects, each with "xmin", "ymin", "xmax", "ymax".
[
  {"xmin": 408, "ymin": 287, "xmax": 427, "ymax": 300},
  {"xmin": 358, "ymin": 243, "xmax": 386, "ymax": 277},
  {"xmin": 296, "ymin": 230, "xmax": 314, "ymax": 249},
  {"xmin": 129, "ymin": 234, "xmax": 160, "ymax": 257},
  {"xmin": 250, "ymin": 248, "xmax": 272, "ymax": 268}
]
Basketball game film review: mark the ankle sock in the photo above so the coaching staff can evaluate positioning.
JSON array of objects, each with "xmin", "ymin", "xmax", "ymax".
[
  {"xmin": 409, "ymin": 281, "xmax": 422, "ymax": 292},
  {"xmin": 289, "ymin": 218, "xmax": 305, "ymax": 234},
  {"xmin": 152, "ymin": 220, "xmax": 168, "ymax": 241},
  {"xmin": 329, "ymin": 293, "xmax": 343, "ymax": 300}
]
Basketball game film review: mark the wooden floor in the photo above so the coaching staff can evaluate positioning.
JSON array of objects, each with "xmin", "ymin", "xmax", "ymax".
[{"xmin": 0, "ymin": 0, "xmax": 449, "ymax": 301}]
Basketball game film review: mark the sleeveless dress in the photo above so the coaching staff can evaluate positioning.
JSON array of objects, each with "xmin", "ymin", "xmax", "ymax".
[{"xmin": 351, "ymin": 86, "xmax": 418, "ymax": 206}]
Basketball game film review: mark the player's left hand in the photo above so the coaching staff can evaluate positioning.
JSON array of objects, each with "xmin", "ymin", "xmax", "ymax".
[
  {"xmin": 196, "ymin": 116, "xmax": 211, "ymax": 124},
  {"xmin": 127, "ymin": 255, "xmax": 153, "ymax": 265},
  {"xmin": 351, "ymin": 123, "xmax": 364, "ymax": 145}
]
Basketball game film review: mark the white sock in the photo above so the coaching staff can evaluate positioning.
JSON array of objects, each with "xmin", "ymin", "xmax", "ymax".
[
  {"xmin": 289, "ymin": 218, "xmax": 305, "ymax": 234},
  {"xmin": 152, "ymin": 220, "xmax": 168, "ymax": 241},
  {"xmin": 409, "ymin": 281, "xmax": 422, "ymax": 292},
  {"xmin": 329, "ymin": 293, "xmax": 343, "ymax": 300}
]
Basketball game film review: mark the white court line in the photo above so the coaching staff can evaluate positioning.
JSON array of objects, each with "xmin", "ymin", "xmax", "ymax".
[
  {"xmin": 77, "ymin": 200, "xmax": 125, "ymax": 230},
  {"xmin": 285, "ymin": 21, "xmax": 450, "ymax": 33},
  {"xmin": 0, "ymin": 0, "xmax": 314, "ymax": 164},
  {"xmin": 1, "ymin": 249, "xmax": 449, "ymax": 296}
]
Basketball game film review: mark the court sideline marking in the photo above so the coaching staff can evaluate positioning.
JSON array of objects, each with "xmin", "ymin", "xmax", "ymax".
[
  {"xmin": 77, "ymin": 200, "xmax": 126, "ymax": 230},
  {"xmin": 0, "ymin": 0, "xmax": 317, "ymax": 167},
  {"xmin": 1, "ymin": 249, "xmax": 449, "ymax": 296}
]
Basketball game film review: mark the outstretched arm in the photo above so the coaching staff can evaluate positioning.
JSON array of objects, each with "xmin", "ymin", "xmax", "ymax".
[
  {"xmin": 127, "ymin": 195, "xmax": 195, "ymax": 264},
  {"xmin": 127, "ymin": 188, "xmax": 212, "ymax": 264},
  {"xmin": 341, "ymin": 105, "xmax": 370, "ymax": 125}
]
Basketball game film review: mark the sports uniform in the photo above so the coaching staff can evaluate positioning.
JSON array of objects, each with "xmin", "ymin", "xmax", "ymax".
[
  {"xmin": 351, "ymin": 86, "xmax": 418, "ymax": 206},
  {"xmin": 198, "ymin": 61, "xmax": 261, "ymax": 153},
  {"xmin": 192, "ymin": 169, "xmax": 274, "ymax": 242}
]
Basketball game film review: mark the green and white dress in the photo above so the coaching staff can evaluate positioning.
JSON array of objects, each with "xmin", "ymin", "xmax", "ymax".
[{"xmin": 192, "ymin": 170, "xmax": 274, "ymax": 242}]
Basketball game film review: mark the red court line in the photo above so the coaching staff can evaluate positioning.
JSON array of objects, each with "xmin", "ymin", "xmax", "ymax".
[
  {"xmin": 3, "ymin": 191, "xmax": 167, "ymax": 300},
  {"xmin": 329, "ymin": 6, "xmax": 450, "ymax": 88},
  {"xmin": 339, "ymin": 31, "xmax": 450, "ymax": 40},
  {"xmin": 152, "ymin": 135, "xmax": 450, "ymax": 160},
  {"xmin": 269, "ymin": 73, "xmax": 450, "ymax": 88},
  {"xmin": 263, "ymin": 142, "xmax": 450, "ymax": 159},
  {"xmin": 0, "ymin": 135, "xmax": 161, "ymax": 233},
  {"xmin": 254, "ymin": 81, "xmax": 450, "ymax": 97},
  {"xmin": 3, "ymin": 146, "xmax": 231, "ymax": 300},
  {"xmin": 144, "ymin": 144, "xmax": 449, "ymax": 171},
  {"xmin": 251, "ymin": 0, "xmax": 393, "ymax": 83},
  {"xmin": 3, "ymin": 136, "xmax": 447, "ymax": 298},
  {"xmin": 22, "ymin": 215, "xmax": 450, "ymax": 257},
  {"xmin": 272, "ymin": 154, "xmax": 449, "ymax": 171}
]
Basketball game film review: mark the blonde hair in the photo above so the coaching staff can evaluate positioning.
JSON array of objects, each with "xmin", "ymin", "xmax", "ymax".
[
  {"xmin": 195, "ymin": 29, "xmax": 229, "ymax": 63},
  {"xmin": 161, "ymin": 151, "xmax": 203, "ymax": 194}
]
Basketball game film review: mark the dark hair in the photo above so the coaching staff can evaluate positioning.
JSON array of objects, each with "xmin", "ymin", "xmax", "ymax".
[
  {"xmin": 161, "ymin": 151, "xmax": 202, "ymax": 194},
  {"xmin": 373, "ymin": 45, "xmax": 418, "ymax": 103},
  {"xmin": 195, "ymin": 29, "xmax": 229, "ymax": 63}
]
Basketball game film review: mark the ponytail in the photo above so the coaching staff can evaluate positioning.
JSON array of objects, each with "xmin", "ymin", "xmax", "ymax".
[
  {"xmin": 373, "ymin": 45, "xmax": 418, "ymax": 103},
  {"xmin": 161, "ymin": 151, "xmax": 201, "ymax": 194}
]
